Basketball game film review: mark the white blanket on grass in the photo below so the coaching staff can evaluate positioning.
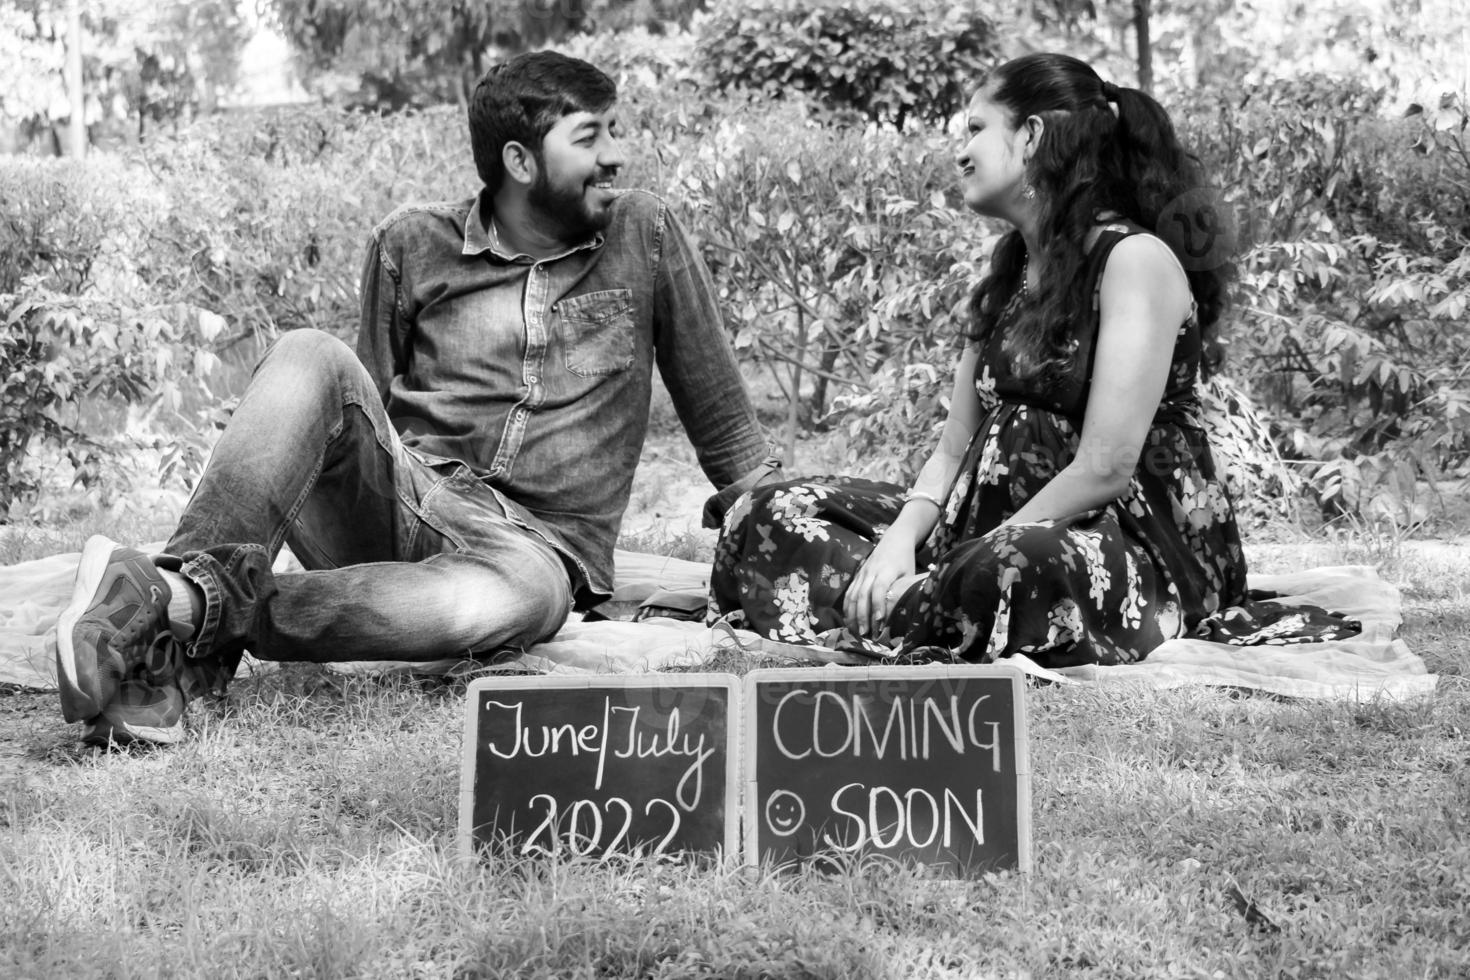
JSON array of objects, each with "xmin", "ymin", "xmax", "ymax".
[{"xmin": 0, "ymin": 546, "xmax": 1435, "ymax": 702}]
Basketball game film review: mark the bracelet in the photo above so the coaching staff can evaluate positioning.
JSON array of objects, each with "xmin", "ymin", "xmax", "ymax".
[{"xmin": 903, "ymin": 489, "xmax": 944, "ymax": 510}]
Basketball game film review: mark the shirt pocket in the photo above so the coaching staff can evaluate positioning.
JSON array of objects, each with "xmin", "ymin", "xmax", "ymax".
[{"xmin": 556, "ymin": 288, "xmax": 635, "ymax": 378}]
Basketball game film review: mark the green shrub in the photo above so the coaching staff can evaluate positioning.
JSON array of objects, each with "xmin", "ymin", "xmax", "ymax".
[
  {"xmin": 0, "ymin": 104, "xmax": 483, "ymax": 516},
  {"xmin": 134, "ymin": 105, "xmax": 476, "ymax": 346},
  {"xmin": 4, "ymin": 63, "xmax": 1461, "ymax": 531},
  {"xmin": 696, "ymin": 0, "xmax": 999, "ymax": 129},
  {"xmin": 1336, "ymin": 115, "xmax": 1470, "ymax": 256},
  {"xmin": 0, "ymin": 157, "xmax": 148, "ymax": 296},
  {"xmin": 1167, "ymin": 77, "xmax": 1470, "ymax": 526},
  {"xmin": 1179, "ymin": 74, "xmax": 1467, "ymax": 257},
  {"xmin": 669, "ymin": 97, "xmax": 990, "ymax": 460},
  {"xmin": 1179, "ymin": 74, "xmax": 1385, "ymax": 248},
  {"xmin": 824, "ymin": 360, "xmax": 952, "ymax": 484},
  {"xmin": 0, "ymin": 279, "xmax": 220, "ymax": 519},
  {"xmin": 1198, "ymin": 374, "xmax": 1308, "ymax": 531},
  {"xmin": 560, "ymin": 24, "xmax": 702, "ymax": 93}
]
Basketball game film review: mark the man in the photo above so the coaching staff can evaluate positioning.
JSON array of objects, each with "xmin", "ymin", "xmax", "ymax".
[{"xmin": 55, "ymin": 51, "xmax": 778, "ymax": 747}]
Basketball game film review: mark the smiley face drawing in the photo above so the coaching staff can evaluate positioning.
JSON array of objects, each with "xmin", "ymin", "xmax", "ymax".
[{"xmin": 764, "ymin": 790, "xmax": 806, "ymax": 837}]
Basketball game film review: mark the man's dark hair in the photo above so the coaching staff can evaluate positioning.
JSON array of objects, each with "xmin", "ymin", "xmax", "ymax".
[{"xmin": 469, "ymin": 51, "xmax": 617, "ymax": 193}]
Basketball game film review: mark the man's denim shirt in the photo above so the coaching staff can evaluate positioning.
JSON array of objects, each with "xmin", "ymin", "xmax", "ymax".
[{"xmin": 358, "ymin": 188, "xmax": 776, "ymax": 606}]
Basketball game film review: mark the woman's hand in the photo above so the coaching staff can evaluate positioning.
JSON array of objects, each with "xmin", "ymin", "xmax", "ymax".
[
  {"xmin": 835, "ymin": 345, "xmax": 981, "ymax": 640},
  {"xmin": 844, "ymin": 538, "xmax": 918, "ymax": 637}
]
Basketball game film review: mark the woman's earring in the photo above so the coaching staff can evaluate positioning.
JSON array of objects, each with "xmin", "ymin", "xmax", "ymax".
[{"xmin": 1022, "ymin": 181, "xmax": 1037, "ymax": 200}]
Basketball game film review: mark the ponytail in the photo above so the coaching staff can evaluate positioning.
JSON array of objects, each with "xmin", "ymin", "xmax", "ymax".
[
  {"xmin": 963, "ymin": 54, "xmax": 1232, "ymax": 379},
  {"xmin": 1112, "ymin": 84, "xmax": 1230, "ymax": 370}
]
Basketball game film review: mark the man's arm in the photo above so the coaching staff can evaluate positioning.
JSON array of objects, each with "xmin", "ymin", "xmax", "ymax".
[
  {"xmin": 355, "ymin": 229, "xmax": 410, "ymax": 402},
  {"xmin": 649, "ymin": 204, "xmax": 782, "ymax": 524}
]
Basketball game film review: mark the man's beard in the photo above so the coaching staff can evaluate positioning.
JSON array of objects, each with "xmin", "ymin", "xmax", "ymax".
[{"xmin": 528, "ymin": 165, "xmax": 615, "ymax": 243}]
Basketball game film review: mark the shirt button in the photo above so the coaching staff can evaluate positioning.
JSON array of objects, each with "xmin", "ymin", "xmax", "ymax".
[{"xmin": 527, "ymin": 375, "xmax": 539, "ymax": 385}]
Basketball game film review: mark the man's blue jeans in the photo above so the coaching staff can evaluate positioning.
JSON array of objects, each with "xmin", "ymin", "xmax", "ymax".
[{"xmin": 165, "ymin": 330, "xmax": 574, "ymax": 676}]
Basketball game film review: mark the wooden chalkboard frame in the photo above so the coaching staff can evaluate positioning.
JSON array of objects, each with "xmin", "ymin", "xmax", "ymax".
[
  {"xmin": 741, "ymin": 664, "xmax": 1032, "ymax": 876},
  {"xmin": 458, "ymin": 673, "xmax": 741, "ymax": 861}
]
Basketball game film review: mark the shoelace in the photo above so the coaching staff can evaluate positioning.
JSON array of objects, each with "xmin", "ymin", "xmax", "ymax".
[{"xmin": 138, "ymin": 628, "xmax": 186, "ymax": 685}]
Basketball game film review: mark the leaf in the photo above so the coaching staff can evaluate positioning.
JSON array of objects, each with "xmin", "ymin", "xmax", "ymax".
[
  {"xmin": 1430, "ymin": 293, "xmax": 1468, "ymax": 319},
  {"xmin": 197, "ymin": 309, "xmax": 227, "ymax": 342},
  {"xmin": 193, "ymin": 349, "xmax": 221, "ymax": 376}
]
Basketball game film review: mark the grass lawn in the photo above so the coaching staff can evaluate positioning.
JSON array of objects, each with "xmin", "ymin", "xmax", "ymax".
[{"xmin": 2, "ymin": 429, "xmax": 1468, "ymax": 978}]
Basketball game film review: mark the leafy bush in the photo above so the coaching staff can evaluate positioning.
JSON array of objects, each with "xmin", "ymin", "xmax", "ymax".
[
  {"xmin": 0, "ymin": 278, "xmax": 220, "ymax": 519},
  {"xmin": 1177, "ymin": 80, "xmax": 1470, "ymax": 527},
  {"xmin": 1181, "ymin": 75, "xmax": 1467, "ymax": 258},
  {"xmin": 134, "ymin": 105, "xmax": 475, "ymax": 346},
  {"xmin": 1198, "ymin": 374, "xmax": 1308, "ymax": 530},
  {"xmin": 0, "ymin": 104, "xmax": 479, "ymax": 516},
  {"xmin": 824, "ymin": 360, "xmax": 953, "ymax": 484},
  {"xmin": 1181, "ymin": 75, "xmax": 1387, "ymax": 248},
  {"xmin": 560, "ymin": 23, "xmax": 701, "ymax": 92},
  {"xmin": 669, "ymin": 97, "xmax": 990, "ymax": 460},
  {"xmin": 1, "ymin": 106, "xmax": 477, "ymax": 350},
  {"xmin": 4, "ymin": 57, "xmax": 1463, "ymax": 532},
  {"xmin": 0, "ymin": 157, "xmax": 148, "ymax": 296},
  {"xmin": 696, "ymin": 0, "xmax": 998, "ymax": 128}
]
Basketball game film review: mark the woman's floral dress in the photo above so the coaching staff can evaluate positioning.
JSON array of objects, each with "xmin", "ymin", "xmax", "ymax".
[{"xmin": 707, "ymin": 226, "xmax": 1360, "ymax": 668}]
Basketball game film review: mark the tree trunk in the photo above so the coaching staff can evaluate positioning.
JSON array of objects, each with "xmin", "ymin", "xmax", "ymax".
[
  {"xmin": 1133, "ymin": 0, "xmax": 1153, "ymax": 94},
  {"xmin": 785, "ymin": 308, "xmax": 809, "ymax": 466},
  {"xmin": 808, "ymin": 343, "xmax": 842, "ymax": 424},
  {"xmin": 65, "ymin": 0, "xmax": 85, "ymax": 157}
]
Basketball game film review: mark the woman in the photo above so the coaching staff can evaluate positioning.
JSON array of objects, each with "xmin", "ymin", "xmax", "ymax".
[{"xmin": 707, "ymin": 53, "xmax": 1357, "ymax": 668}]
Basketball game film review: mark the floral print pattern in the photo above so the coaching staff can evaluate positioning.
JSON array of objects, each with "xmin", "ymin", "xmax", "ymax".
[{"xmin": 708, "ymin": 226, "xmax": 1361, "ymax": 668}]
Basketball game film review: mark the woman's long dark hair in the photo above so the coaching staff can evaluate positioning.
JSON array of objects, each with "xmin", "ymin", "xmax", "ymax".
[{"xmin": 966, "ymin": 53, "xmax": 1231, "ymax": 381}]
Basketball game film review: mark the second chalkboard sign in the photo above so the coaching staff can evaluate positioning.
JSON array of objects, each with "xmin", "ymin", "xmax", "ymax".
[
  {"xmin": 744, "ymin": 665, "xmax": 1031, "ymax": 877},
  {"xmin": 458, "ymin": 675, "xmax": 739, "ymax": 860}
]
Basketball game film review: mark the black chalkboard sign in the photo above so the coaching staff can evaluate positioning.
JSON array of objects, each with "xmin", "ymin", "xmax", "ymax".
[
  {"xmin": 744, "ymin": 666, "xmax": 1030, "ymax": 876},
  {"xmin": 458, "ymin": 675, "xmax": 739, "ymax": 859}
]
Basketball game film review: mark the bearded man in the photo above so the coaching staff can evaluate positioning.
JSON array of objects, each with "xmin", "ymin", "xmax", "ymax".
[{"xmin": 55, "ymin": 51, "xmax": 778, "ymax": 746}]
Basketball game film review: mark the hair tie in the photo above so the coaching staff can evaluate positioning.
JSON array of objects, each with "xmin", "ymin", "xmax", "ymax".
[{"xmin": 1100, "ymin": 81, "xmax": 1120, "ymax": 102}]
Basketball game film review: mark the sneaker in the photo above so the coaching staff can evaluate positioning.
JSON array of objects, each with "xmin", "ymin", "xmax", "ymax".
[
  {"xmin": 56, "ymin": 535, "xmax": 182, "ymax": 723},
  {"xmin": 81, "ymin": 676, "xmax": 187, "ymax": 747}
]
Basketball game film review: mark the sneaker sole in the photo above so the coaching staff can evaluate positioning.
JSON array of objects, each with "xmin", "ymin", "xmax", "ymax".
[
  {"xmin": 56, "ymin": 535, "xmax": 121, "ymax": 722},
  {"xmin": 82, "ymin": 714, "xmax": 185, "ymax": 748}
]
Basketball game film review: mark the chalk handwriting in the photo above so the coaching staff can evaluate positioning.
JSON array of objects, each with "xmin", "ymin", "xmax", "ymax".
[
  {"xmin": 770, "ymin": 690, "xmax": 1002, "ymax": 768},
  {"xmin": 482, "ymin": 697, "xmax": 716, "ymax": 809}
]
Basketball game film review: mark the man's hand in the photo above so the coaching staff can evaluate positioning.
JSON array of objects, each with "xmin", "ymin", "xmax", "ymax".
[{"xmin": 701, "ymin": 458, "xmax": 783, "ymax": 529}]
